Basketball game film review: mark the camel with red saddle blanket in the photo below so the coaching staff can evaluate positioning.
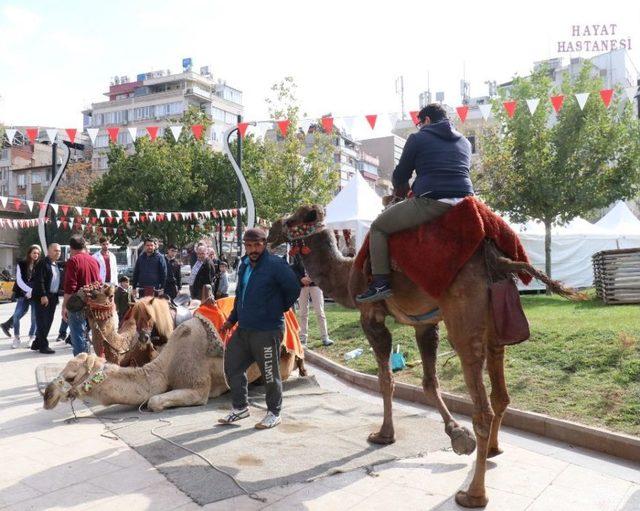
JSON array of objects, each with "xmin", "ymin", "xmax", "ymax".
[{"xmin": 268, "ymin": 199, "xmax": 584, "ymax": 509}]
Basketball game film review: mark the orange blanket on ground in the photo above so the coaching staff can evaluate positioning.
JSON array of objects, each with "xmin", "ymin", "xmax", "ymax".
[
  {"xmin": 354, "ymin": 196, "xmax": 532, "ymax": 298},
  {"xmin": 195, "ymin": 297, "xmax": 304, "ymax": 359}
]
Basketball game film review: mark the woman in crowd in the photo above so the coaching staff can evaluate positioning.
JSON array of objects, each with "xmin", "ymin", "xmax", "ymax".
[{"xmin": 11, "ymin": 244, "xmax": 41, "ymax": 349}]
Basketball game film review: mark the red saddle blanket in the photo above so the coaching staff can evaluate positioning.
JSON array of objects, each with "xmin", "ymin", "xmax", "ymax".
[{"xmin": 355, "ymin": 196, "xmax": 532, "ymax": 298}]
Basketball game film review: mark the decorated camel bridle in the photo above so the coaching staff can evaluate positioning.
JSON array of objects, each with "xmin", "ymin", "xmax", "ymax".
[
  {"xmin": 283, "ymin": 220, "xmax": 325, "ymax": 257},
  {"xmin": 51, "ymin": 364, "xmax": 107, "ymax": 397}
]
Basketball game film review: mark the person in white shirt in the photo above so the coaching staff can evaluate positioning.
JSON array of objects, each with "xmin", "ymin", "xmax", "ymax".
[
  {"xmin": 10, "ymin": 245, "xmax": 40, "ymax": 348},
  {"xmin": 92, "ymin": 236, "xmax": 118, "ymax": 286}
]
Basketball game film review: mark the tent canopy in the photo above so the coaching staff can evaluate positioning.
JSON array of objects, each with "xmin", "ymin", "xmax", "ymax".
[{"xmin": 595, "ymin": 201, "xmax": 640, "ymax": 236}]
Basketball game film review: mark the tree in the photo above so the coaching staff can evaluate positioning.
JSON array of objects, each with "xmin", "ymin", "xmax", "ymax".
[
  {"xmin": 478, "ymin": 63, "xmax": 640, "ymax": 281},
  {"xmin": 242, "ymin": 77, "xmax": 338, "ymax": 221},
  {"xmin": 56, "ymin": 161, "xmax": 97, "ymax": 206},
  {"xmin": 86, "ymin": 107, "xmax": 238, "ymax": 247}
]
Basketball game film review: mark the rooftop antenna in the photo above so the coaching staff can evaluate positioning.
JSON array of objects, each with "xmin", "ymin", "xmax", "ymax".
[{"xmin": 395, "ymin": 76, "xmax": 405, "ymax": 119}]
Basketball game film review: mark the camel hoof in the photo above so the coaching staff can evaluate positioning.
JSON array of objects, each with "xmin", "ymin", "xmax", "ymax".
[
  {"xmin": 455, "ymin": 490, "xmax": 488, "ymax": 508},
  {"xmin": 147, "ymin": 397, "xmax": 164, "ymax": 412},
  {"xmin": 487, "ymin": 447, "xmax": 504, "ymax": 458},
  {"xmin": 450, "ymin": 426, "xmax": 476, "ymax": 455},
  {"xmin": 367, "ymin": 432, "xmax": 395, "ymax": 445}
]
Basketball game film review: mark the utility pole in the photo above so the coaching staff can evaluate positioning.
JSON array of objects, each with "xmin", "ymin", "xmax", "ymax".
[{"xmin": 395, "ymin": 76, "xmax": 405, "ymax": 119}]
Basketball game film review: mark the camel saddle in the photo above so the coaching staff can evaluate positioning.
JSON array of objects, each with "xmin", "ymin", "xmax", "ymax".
[{"xmin": 355, "ymin": 196, "xmax": 532, "ymax": 299}]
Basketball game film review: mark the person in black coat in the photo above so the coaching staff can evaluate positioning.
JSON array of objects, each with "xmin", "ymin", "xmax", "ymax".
[
  {"xmin": 189, "ymin": 244, "xmax": 218, "ymax": 300},
  {"xmin": 164, "ymin": 244, "xmax": 182, "ymax": 299},
  {"xmin": 31, "ymin": 243, "xmax": 62, "ymax": 353}
]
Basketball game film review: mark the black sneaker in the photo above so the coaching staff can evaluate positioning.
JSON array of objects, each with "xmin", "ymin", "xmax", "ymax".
[
  {"xmin": 39, "ymin": 347, "xmax": 55, "ymax": 354},
  {"xmin": 1, "ymin": 322, "xmax": 12, "ymax": 338},
  {"xmin": 356, "ymin": 281, "xmax": 393, "ymax": 303}
]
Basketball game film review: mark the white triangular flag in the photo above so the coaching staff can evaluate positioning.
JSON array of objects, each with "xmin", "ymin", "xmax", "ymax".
[
  {"xmin": 525, "ymin": 99, "xmax": 540, "ymax": 114},
  {"xmin": 113, "ymin": 210, "xmax": 121, "ymax": 218},
  {"xmin": 387, "ymin": 112, "xmax": 400, "ymax": 129},
  {"xmin": 5, "ymin": 129, "xmax": 17, "ymax": 145},
  {"xmin": 0, "ymin": 196, "xmax": 6, "ymax": 208},
  {"xmin": 575, "ymin": 93, "xmax": 590, "ymax": 110},
  {"xmin": 46, "ymin": 129, "xmax": 58, "ymax": 144},
  {"xmin": 478, "ymin": 104, "xmax": 492, "ymax": 120},
  {"xmin": 94, "ymin": 208, "xmax": 102, "ymax": 218},
  {"xmin": 87, "ymin": 128, "xmax": 99, "ymax": 145},
  {"xmin": 127, "ymin": 127, "xmax": 138, "ymax": 143},
  {"xmin": 50, "ymin": 203, "xmax": 58, "ymax": 214},
  {"xmin": 298, "ymin": 119, "xmax": 313, "ymax": 134},
  {"xmin": 26, "ymin": 200, "xmax": 34, "ymax": 211},
  {"xmin": 169, "ymin": 125, "xmax": 182, "ymax": 141},
  {"xmin": 624, "ymin": 86, "xmax": 637, "ymax": 102},
  {"xmin": 56, "ymin": 221, "xmax": 61, "ymax": 228},
  {"xmin": 76, "ymin": 206, "xmax": 83, "ymax": 215}
]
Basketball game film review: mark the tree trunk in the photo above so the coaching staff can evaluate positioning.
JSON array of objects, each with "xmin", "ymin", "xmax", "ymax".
[{"xmin": 544, "ymin": 218, "xmax": 552, "ymax": 295}]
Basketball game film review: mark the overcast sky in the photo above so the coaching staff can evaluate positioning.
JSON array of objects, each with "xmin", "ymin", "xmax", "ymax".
[{"xmin": 0, "ymin": 0, "xmax": 638, "ymax": 135}]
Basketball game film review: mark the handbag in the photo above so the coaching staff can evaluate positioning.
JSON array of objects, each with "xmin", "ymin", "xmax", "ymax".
[{"xmin": 489, "ymin": 278, "xmax": 530, "ymax": 346}]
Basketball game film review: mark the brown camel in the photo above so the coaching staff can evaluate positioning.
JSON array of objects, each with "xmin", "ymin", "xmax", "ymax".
[{"xmin": 268, "ymin": 204, "xmax": 582, "ymax": 508}]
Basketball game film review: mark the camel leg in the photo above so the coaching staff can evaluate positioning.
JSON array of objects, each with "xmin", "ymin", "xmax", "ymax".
[
  {"xmin": 486, "ymin": 344, "xmax": 510, "ymax": 458},
  {"xmin": 361, "ymin": 312, "xmax": 395, "ymax": 445},
  {"xmin": 414, "ymin": 324, "xmax": 476, "ymax": 456},
  {"xmin": 296, "ymin": 356, "xmax": 307, "ymax": 377},
  {"xmin": 147, "ymin": 388, "xmax": 209, "ymax": 412}
]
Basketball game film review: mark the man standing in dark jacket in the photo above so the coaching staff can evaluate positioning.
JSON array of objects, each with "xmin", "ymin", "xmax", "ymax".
[
  {"xmin": 219, "ymin": 228, "xmax": 300, "ymax": 430},
  {"xmin": 132, "ymin": 238, "xmax": 167, "ymax": 297},
  {"xmin": 31, "ymin": 243, "xmax": 62, "ymax": 354},
  {"xmin": 189, "ymin": 244, "xmax": 217, "ymax": 300},
  {"xmin": 357, "ymin": 103, "xmax": 474, "ymax": 303},
  {"xmin": 164, "ymin": 244, "xmax": 182, "ymax": 299}
]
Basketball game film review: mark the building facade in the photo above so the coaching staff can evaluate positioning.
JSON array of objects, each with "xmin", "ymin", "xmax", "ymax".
[{"xmin": 83, "ymin": 62, "xmax": 244, "ymax": 171}]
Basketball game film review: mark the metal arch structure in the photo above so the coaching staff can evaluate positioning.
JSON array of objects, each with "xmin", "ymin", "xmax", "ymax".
[
  {"xmin": 222, "ymin": 125, "xmax": 255, "ymax": 231},
  {"xmin": 38, "ymin": 142, "xmax": 71, "ymax": 250}
]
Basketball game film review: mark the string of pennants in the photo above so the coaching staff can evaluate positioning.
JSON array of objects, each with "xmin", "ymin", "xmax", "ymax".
[
  {"xmin": 3, "ymin": 87, "xmax": 636, "ymax": 148},
  {"xmin": 0, "ymin": 217, "xmax": 49, "ymax": 229}
]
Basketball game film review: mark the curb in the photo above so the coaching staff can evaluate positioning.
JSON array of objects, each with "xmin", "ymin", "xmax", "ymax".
[{"xmin": 304, "ymin": 349, "xmax": 640, "ymax": 463}]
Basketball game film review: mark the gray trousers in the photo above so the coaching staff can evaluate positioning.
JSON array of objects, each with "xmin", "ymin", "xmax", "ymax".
[
  {"xmin": 224, "ymin": 328, "xmax": 283, "ymax": 415},
  {"xmin": 369, "ymin": 197, "xmax": 452, "ymax": 275}
]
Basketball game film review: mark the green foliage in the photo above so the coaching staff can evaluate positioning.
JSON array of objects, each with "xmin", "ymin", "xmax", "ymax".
[
  {"xmin": 242, "ymin": 77, "xmax": 338, "ymax": 221},
  {"xmin": 86, "ymin": 107, "xmax": 238, "ymax": 246},
  {"xmin": 478, "ymin": 63, "xmax": 640, "ymax": 275}
]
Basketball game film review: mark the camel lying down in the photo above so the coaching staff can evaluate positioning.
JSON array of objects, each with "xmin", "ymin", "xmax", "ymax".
[{"xmin": 44, "ymin": 316, "xmax": 304, "ymax": 412}]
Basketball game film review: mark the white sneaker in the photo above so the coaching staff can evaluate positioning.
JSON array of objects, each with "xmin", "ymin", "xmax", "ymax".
[
  {"xmin": 11, "ymin": 337, "xmax": 20, "ymax": 349},
  {"xmin": 218, "ymin": 408, "xmax": 250, "ymax": 424},
  {"xmin": 255, "ymin": 411, "xmax": 281, "ymax": 430}
]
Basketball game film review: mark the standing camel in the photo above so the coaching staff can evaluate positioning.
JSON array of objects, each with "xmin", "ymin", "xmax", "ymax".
[{"xmin": 268, "ymin": 204, "xmax": 582, "ymax": 508}]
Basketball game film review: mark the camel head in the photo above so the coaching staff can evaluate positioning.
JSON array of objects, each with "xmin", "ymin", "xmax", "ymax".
[
  {"xmin": 43, "ymin": 353, "xmax": 103, "ymax": 409},
  {"xmin": 267, "ymin": 204, "xmax": 325, "ymax": 248},
  {"xmin": 68, "ymin": 282, "xmax": 115, "ymax": 321}
]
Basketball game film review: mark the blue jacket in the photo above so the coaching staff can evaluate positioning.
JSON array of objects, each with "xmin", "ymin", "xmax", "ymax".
[
  {"xmin": 228, "ymin": 251, "xmax": 301, "ymax": 331},
  {"xmin": 392, "ymin": 120, "xmax": 474, "ymax": 199},
  {"xmin": 132, "ymin": 251, "xmax": 167, "ymax": 289}
]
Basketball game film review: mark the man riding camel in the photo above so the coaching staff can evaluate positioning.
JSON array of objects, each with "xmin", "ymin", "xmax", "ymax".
[{"xmin": 356, "ymin": 103, "xmax": 474, "ymax": 303}]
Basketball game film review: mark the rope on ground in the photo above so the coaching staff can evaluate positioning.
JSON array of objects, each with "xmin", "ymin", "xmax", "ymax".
[
  {"xmin": 65, "ymin": 398, "xmax": 143, "ymax": 440},
  {"xmin": 150, "ymin": 418, "xmax": 267, "ymax": 503}
]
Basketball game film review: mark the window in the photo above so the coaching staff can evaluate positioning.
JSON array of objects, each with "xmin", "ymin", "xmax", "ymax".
[
  {"xmin": 117, "ymin": 132, "xmax": 130, "ymax": 145},
  {"xmin": 224, "ymin": 111, "xmax": 237, "ymax": 124},
  {"xmin": 94, "ymin": 135, "xmax": 109, "ymax": 148},
  {"xmin": 17, "ymin": 174, "xmax": 26, "ymax": 187},
  {"xmin": 211, "ymin": 107, "xmax": 226, "ymax": 122},
  {"xmin": 32, "ymin": 173, "xmax": 42, "ymax": 184},
  {"xmin": 134, "ymin": 106, "xmax": 154, "ymax": 120}
]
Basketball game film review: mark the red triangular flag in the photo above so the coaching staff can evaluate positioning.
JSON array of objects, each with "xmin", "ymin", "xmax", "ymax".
[
  {"xmin": 82, "ymin": 207, "xmax": 90, "ymax": 216},
  {"xmin": 237, "ymin": 122, "xmax": 250, "ymax": 139},
  {"xmin": 90, "ymin": 217, "xmax": 98, "ymax": 225},
  {"xmin": 365, "ymin": 115, "xmax": 377, "ymax": 129},
  {"xmin": 277, "ymin": 120, "xmax": 290, "ymax": 137},
  {"xmin": 146, "ymin": 126, "xmax": 159, "ymax": 141},
  {"xmin": 503, "ymin": 101, "xmax": 517, "ymax": 118},
  {"xmin": 599, "ymin": 89, "xmax": 614, "ymax": 108},
  {"xmin": 550, "ymin": 95, "xmax": 564, "ymax": 113},
  {"xmin": 409, "ymin": 111, "xmax": 420, "ymax": 126},
  {"xmin": 321, "ymin": 116, "xmax": 334, "ymax": 134},
  {"xmin": 107, "ymin": 127, "xmax": 119, "ymax": 143},
  {"xmin": 456, "ymin": 106, "xmax": 469, "ymax": 123},
  {"xmin": 65, "ymin": 129, "xmax": 77, "ymax": 143},
  {"xmin": 12, "ymin": 198, "xmax": 22, "ymax": 210},
  {"xmin": 61, "ymin": 205, "xmax": 69, "ymax": 216},
  {"xmin": 26, "ymin": 128, "xmax": 38, "ymax": 144},
  {"xmin": 191, "ymin": 124, "xmax": 204, "ymax": 139}
]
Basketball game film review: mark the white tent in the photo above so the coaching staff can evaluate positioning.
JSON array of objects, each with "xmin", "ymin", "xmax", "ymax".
[
  {"xmin": 595, "ymin": 201, "xmax": 640, "ymax": 249},
  {"xmin": 325, "ymin": 172, "xmax": 383, "ymax": 250}
]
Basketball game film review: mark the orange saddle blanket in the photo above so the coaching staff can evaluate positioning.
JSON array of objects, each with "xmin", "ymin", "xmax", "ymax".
[
  {"xmin": 195, "ymin": 297, "xmax": 304, "ymax": 359},
  {"xmin": 355, "ymin": 196, "xmax": 532, "ymax": 298}
]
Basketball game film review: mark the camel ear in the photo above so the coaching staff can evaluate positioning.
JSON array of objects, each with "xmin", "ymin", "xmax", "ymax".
[
  {"xmin": 149, "ymin": 297, "xmax": 155, "ymax": 304},
  {"xmin": 84, "ymin": 354, "xmax": 98, "ymax": 373},
  {"xmin": 76, "ymin": 353, "xmax": 89, "ymax": 362}
]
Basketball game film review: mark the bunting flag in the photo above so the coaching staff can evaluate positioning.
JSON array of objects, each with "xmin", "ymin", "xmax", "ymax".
[
  {"xmin": 169, "ymin": 125, "xmax": 182, "ymax": 141},
  {"xmin": 50, "ymin": 203, "xmax": 58, "ymax": 214},
  {"xmin": 456, "ymin": 106, "xmax": 469, "ymax": 123},
  {"xmin": 342, "ymin": 116, "xmax": 356, "ymax": 132},
  {"xmin": 321, "ymin": 116, "xmax": 334, "ymax": 134},
  {"xmin": 550, "ymin": 95, "xmax": 565, "ymax": 113},
  {"xmin": 146, "ymin": 126, "xmax": 159, "ymax": 141},
  {"xmin": 107, "ymin": 127, "xmax": 119, "ymax": 143},
  {"xmin": 26, "ymin": 200, "xmax": 34, "ymax": 211},
  {"xmin": 387, "ymin": 112, "xmax": 400, "ymax": 128},
  {"xmin": 575, "ymin": 92, "xmax": 590, "ymax": 110},
  {"xmin": 277, "ymin": 120, "xmax": 290, "ymax": 136},
  {"xmin": 5, "ymin": 129, "xmax": 17, "ymax": 145},
  {"xmin": 60, "ymin": 205, "xmax": 69, "ymax": 216},
  {"xmin": 365, "ymin": 114, "xmax": 377, "ymax": 129},
  {"xmin": 0, "ymin": 196, "xmax": 6, "ymax": 208},
  {"xmin": 625, "ymin": 86, "xmax": 638, "ymax": 102},
  {"xmin": 237, "ymin": 122, "xmax": 250, "ymax": 139},
  {"xmin": 409, "ymin": 111, "xmax": 420, "ymax": 126},
  {"xmin": 478, "ymin": 104, "xmax": 492, "ymax": 120},
  {"xmin": 65, "ymin": 128, "xmax": 77, "ymax": 143},
  {"xmin": 127, "ymin": 127, "xmax": 138, "ymax": 143},
  {"xmin": 46, "ymin": 129, "xmax": 58, "ymax": 144},
  {"xmin": 299, "ymin": 119, "xmax": 313, "ymax": 134},
  {"xmin": 599, "ymin": 89, "xmax": 614, "ymax": 108},
  {"xmin": 87, "ymin": 128, "xmax": 99, "ymax": 145},
  {"xmin": 191, "ymin": 124, "xmax": 204, "ymax": 140},
  {"xmin": 26, "ymin": 128, "xmax": 38, "ymax": 144},
  {"xmin": 13, "ymin": 198, "xmax": 21, "ymax": 210},
  {"xmin": 526, "ymin": 98, "xmax": 540, "ymax": 114},
  {"xmin": 503, "ymin": 101, "xmax": 517, "ymax": 118}
]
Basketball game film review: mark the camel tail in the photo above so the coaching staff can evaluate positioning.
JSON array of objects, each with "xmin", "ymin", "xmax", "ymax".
[{"xmin": 497, "ymin": 257, "xmax": 589, "ymax": 301}]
